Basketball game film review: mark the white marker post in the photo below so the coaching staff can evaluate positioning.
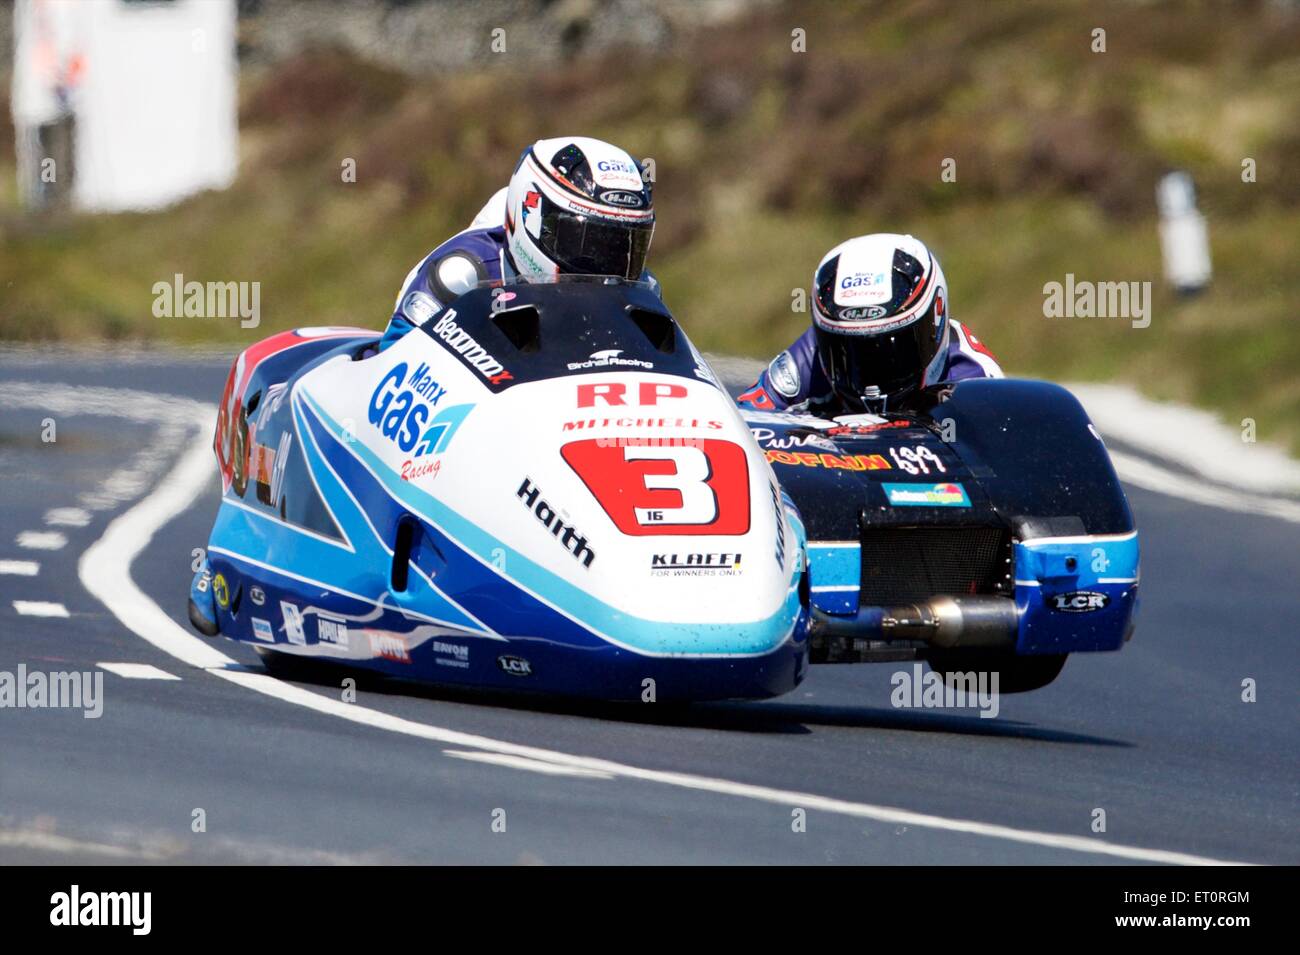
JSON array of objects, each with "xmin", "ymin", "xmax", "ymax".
[{"xmin": 1157, "ymin": 171, "xmax": 1212, "ymax": 294}]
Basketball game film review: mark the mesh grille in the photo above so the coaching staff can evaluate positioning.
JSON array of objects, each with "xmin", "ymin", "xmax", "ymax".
[{"xmin": 859, "ymin": 526, "xmax": 1011, "ymax": 605}]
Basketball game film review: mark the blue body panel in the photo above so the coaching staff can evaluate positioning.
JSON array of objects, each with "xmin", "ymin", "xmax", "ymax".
[
  {"xmin": 750, "ymin": 378, "xmax": 1140, "ymax": 659},
  {"xmin": 800, "ymin": 533, "xmax": 1140, "ymax": 654},
  {"xmin": 1014, "ymin": 534, "xmax": 1140, "ymax": 653}
]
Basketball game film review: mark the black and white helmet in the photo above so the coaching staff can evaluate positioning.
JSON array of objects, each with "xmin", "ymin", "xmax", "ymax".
[
  {"xmin": 504, "ymin": 137, "xmax": 654, "ymax": 281},
  {"xmin": 811, "ymin": 233, "xmax": 951, "ymax": 412}
]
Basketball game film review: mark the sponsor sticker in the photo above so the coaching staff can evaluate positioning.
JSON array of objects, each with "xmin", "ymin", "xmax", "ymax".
[
  {"xmin": 497, "ymin": 654, "xmax": 533, "ymax": 677},
  {"xmin": 750, "ymin": 427, "xmax": 837, "ymax": 451},
  {"xmin": 564, "ymin": 416, "xmax": 723, "ymax": 432},
  {"xmin": 369, "ymin": 361, "xmax": 472, "ymax": 465},
  {"xmin": 839, "ymin": 305, "xmax": 890, "ymax": 320},
  {"xmin": 883, "ymin": 482, "xmax": 971, "ymax": 507},
  {"xmin": 683, "ymin": 338, "xmax": 720, "ymax": 388},
  {"xmin": 269, "ymin": 431, "xmax": 292, "ymax": 505},
  {"xmin": 887, "ymin": 445, "xmax": 946, "ymax": 475},
  {"xmin": 250, "ymin": 441, "xmax": 277, "ymax": 486},
  {"xmin": 825, "ymin": 419, "xmax": 913, "ymax": 435},
  {"xmin": 563, "ymin": 438, "xmax": 750, "ymax": 536},
  {"xmin": 433, "ymin": 640, "xmax": 470, "ymax": 669},
  {"xmin": 317, "ymin": 616, "xmax": 349, "ymax": 648},
  {"xmin": 769, "ymin": 481, "xmax": 787, "ymax": 570},
  {"xmin": 429, "ymin": 310, "xmax": 513, "ymax": 386},
  {"xmin": 836, "ymin": 272, "xmax": 891, "ymax": 305},
  {"xmin": 768, "ymin": 351, "xmax": 801, "ymax": 399},
  {"xmin": 765, "ymin": 449, "xmax": 891, "ymax": 471},
  {"xmin": 251, "ymin": 617, "xmax": 275, "ymax": 643},
  {"xmin": 650, "ymin": 553, "xmax": 742, "ymax": 577},
  {"xmin": 367, "ymin": 630, "xmax": 411, "ymax": 664},
  {"xmin": 369, "ymin": 361, "xmax": 446, "ymax": 445},
  {"xmin": 1050, "ymin": 591, "xmax": 1110, "ymax": 613},
  {"xmin": 600, "ymin": 189, "xmax": 644, "ymax": 208},
  {"xmin": 280, "ymin": 600, "xmax": 307, "ymax": 645},
  {"xmin": 213, "ymin": 574, "xmax": 230, "ymax": 609},
  {"xmin": 253, "ymin": 381, "xmax": 288, "ymax": 430},
  {"xmin": 566, "ymin": 349, "xmax": 654, "ymax": 371},
  {"xmin": 517, "ymin": 477, "xmax": 597, "ymax": 567},
  {"xmin": 576, "ymin": 380, "xmax": 688, "ymax": 408},
  {"xmin": 592, "ymin": 157, "xmax": 642, "ymax": 189},
  {"xmin": 401, "ymin": 290, "xmax": 440, "ymax": 325},
  {"xmin": 249, "ymin": 586, "xmax": 266, "ymax": 607}
]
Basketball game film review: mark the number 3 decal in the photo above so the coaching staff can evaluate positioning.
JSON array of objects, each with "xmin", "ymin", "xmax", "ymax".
[{"xmin": 561, "ymin": 438, "xmax": 750, "ymax": 536}]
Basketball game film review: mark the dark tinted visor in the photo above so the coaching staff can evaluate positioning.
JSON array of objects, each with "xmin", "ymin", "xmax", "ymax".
[
  {"xmin": 815, "ymin": 312, "xmax": 937, "ymax": 409},
  {"xmin": 540, "ymin": 204, "xmax": 654, "ymax": 280}
]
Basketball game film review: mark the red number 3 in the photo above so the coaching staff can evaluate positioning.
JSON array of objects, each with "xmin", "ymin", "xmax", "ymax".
[{"xmin": 561, "ymin": 438, "xmax": 751, "ymax": 536}]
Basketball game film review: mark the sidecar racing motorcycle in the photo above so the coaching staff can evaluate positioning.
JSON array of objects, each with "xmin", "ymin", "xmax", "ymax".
[{"xmin": 189, "ymin": 277, "xmax": 1138, "ymax": 700}]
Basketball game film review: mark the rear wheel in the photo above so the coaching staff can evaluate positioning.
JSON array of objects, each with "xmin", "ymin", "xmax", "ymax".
[{"xmin": 926, "ymin": 651, "xmax": 1067, "ymax": 694}]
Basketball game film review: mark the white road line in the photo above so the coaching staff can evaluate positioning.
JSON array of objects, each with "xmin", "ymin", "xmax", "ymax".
[
  {"xmin": 1069, "ymin": 382, "xmax": 1300, "ymax": 496},
  {"xmin": 17, "ymin": 530, "xmax": 67, "ymax": 550},
  {"xmin": 1108, "ymin": 450, "xmax": 1300, "ymax": 525},
  {"xmin": 13, "ymin": 600, "xmax": 70, "ymax": 618},
  {"xmin": 45, "ymin": 507, "xmax": 91, "ymax": 527},
  {"xmin": 65, "ymin": 384, "xmax": 1251, "ymax": 867},
  {"xmin": 0, "ymin": 560, "xmax": 40, "ymax": 576},
  {"xmin": 443, "ymin": 750, "xmax": 616, "ymax": 779},
  {"xmin": 97, "ymin": 662, "xmax": 181, "ymax": 681},
  {"xmin": 0, "ymin": 827, "xmax": 166, "ymax": 860}
]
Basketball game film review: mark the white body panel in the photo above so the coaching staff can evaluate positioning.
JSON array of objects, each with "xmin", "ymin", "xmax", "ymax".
[{"xmin": 298, "ymin": 326, "xmax": 798, "ymax": 637}]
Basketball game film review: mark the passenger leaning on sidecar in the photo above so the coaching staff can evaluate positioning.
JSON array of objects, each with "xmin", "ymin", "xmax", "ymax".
[
  {"xmin": 377, "ymin": 136, "xmax": 658, "ymax": 352},
  {"xmin": 738, "ymin": 234, "xmax": 1003, "ymax": 416}
]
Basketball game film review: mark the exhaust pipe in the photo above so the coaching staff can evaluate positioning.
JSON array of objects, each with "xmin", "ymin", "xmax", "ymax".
[{"xmin": 808, "ymin": 595, "xmax": 1017, "ymax": 654}]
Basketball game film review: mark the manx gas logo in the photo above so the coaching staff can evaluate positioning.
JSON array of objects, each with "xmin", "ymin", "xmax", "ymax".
[{"xmin": 369, "ymin": 361, "xmax": 473, "ymax": 457}]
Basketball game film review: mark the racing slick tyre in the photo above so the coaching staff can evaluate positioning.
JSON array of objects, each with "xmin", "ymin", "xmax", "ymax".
[
  {"xmin": 187, "ymin": 596, "xmax": 220, "ymax": 637},
  {"xmin": 926, "ymin": 651, "xmax": 1068, "ymax": 694}
]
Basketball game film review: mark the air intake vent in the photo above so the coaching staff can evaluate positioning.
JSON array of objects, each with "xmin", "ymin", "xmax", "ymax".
[
  {"xmin": 391, "ymin": 517, "xmax": 417, "ymax": 593},
  {"xmin": 627, "ymin": 306, "xmax": 676, "ymax": 353},
  {"xmin": 492, "ymin": 305, "xmax": 541, "ymax": 352},
  {"xmin": 859, "ymin": 525, "xmax": 1012, "ymax": 605}
]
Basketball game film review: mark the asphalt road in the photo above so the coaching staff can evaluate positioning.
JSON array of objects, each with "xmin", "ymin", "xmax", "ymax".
[{"xmin": 0, "ymin": 349, "xmax": 1296, "ymax": 864}]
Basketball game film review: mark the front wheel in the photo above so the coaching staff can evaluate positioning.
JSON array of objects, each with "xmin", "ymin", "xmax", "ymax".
[{"xmin": 926, "ymin": 651, "xmax": 1067, "ymax": 694}]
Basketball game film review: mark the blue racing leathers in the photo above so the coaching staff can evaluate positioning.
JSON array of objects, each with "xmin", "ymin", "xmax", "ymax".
[
  {"xmin": 380, "ymin": 225, "xmax": 660, "ymax": 352},
  {"xmin": 737, "ymin": 320, "xmax": 1004, "ymax": 413},
  {"xmin": 378, "ymin": 224, "xmax": 512, "ymax": 352}
]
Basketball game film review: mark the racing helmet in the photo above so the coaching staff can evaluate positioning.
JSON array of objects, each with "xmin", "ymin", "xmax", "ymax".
[
  {"xmin": 811, "ymin": 233, "xmax": 951, "ymax": 413},
  {"xmin": 504, "ymin": 137, "xmax": 655, "ymax": 281}
]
